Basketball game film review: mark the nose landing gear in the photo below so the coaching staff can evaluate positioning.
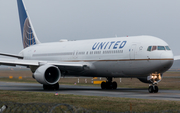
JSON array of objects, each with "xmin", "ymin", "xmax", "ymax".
[
  {"xmin": 101, "ymin": 77, "xmax": 117, "ymax": 89},
  {"xmin": 148, "ymin": 84, "xmax": 158, "ymax": 93},
  {"xmin": 147, "ymin": 72, "xmax": 162, "ymax": 93}
]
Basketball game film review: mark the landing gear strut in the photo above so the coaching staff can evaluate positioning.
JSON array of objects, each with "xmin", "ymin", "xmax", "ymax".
[
  {"xmin": 148, "ymin": 84, "xmax": 158, "ymax": 93},
  {"xmin": 43, "ymin": 82, "xmax": 59, "ymax": 90},
  {"xmin": 101, "ymin": 77, "xmax": 117, "ymax": 89}
]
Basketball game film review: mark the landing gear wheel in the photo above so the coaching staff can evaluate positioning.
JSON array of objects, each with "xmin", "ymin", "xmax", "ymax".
[
  {"xmin": 148, "ymin": 85, "xmax": 159, "ymax": 93},
  {"xmin": 54, "ymin": 83, "xmax": 59, "ymax": 90},
  {"xmin": 43, "ymin": 85, "xmax": 49, "ymax": 90},
  {"xmin": 101, "ymin": 82, "xmax": 106, "ymax": 89},
  {"xmin": 112, "ymin": 82, "xmax": 117, "ymax": 89},
  {"xmin": 43, "ymin": 83, "xmax": 59, "ymax": 90},
  {"xmin": 106, "ymin": 82, "xmax": 112, "ymax": 89},
  {"xmin": 148, "ymin": 86, "xmax": 153, "ymax": 93},
  {"xmin": 101, "ymin": 77, "xmax": 118, "ymax": 89},
  {"xmin": 153, "ymin": 86, "xmax": 158, "ymax": 93},
  {"xmin": 101, "ymin": 81, "xmax": 117, "ymax": 89}
]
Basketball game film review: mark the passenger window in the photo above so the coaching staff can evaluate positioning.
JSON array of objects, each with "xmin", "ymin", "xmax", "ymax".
[
  {"xmin": 147, "ymin": 46, "xmax": 152, "ymax": 51},
  {"xmin": 165, "ymin": 46, "xmax": 171, "ymax": 50},
  {"xmin": 152, "ymin": 46, "xmax": 157, "ymax": 51},
  {"xmin": 158, "ymin": 46, "xmax": 165, "ymax": 50}
]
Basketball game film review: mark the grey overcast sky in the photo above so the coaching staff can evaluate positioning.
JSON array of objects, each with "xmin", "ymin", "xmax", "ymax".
[{"xmin": 0, "ymin": 0, "xmax": 180, "ymax": 55}]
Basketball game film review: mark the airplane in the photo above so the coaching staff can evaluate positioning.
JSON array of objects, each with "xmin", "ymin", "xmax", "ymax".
[{"xmin": 0, "ymin": 0, "xmax": 178, "ymax": 93}]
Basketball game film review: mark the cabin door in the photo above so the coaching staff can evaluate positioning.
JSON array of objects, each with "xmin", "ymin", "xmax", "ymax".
[{"xmin": 129, "ymin": 44, "xmax": 136, "ymax": 60}]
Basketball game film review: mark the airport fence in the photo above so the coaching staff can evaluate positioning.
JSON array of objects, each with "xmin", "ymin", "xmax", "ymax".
[
  {"xmin": 0, "ymin": 101, "xmax": 180, "ymax": 113},
  {"xmin": 0, "ymin": 101, "xmax": 115, "ymax": 113}
]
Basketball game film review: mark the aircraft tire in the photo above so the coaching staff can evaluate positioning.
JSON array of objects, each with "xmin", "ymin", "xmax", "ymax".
[
  {"xmin": 101, "ymin": 81, "xmax": 117, "ymax": 89},
  {"xmin": 148, "ymin": 86, "xmax": 153, "ymax": 93},
  {"xmin": 43, "ymin": 83, "xmax": 59, "ymax": 90},
  {"xmin": 54, "ymin": 83, "xmax": 59, "ymax": 90},
  {"xmin": 106, "ymin": 82, "xmax": 112, "ymax": 89},
  {"xmin": 101, "ymin": 82, "xmax": 106, "ymax": 89},
  {"xmin": 112, "ymin": 82, "xmax": 117, "ymax": 89},
  {"xmin": 43, "ymin": 85, "xmax": 49, "ymax": 90},
  {"xmin": 153, "ymin": 86, "xmax": 158, "ymax": 93}
]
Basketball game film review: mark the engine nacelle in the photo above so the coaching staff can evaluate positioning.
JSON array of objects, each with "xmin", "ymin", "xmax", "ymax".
[
  {"xmin": 138, "ymin": 73, "xmax": 163, "ymax": 84},
  {"xmin": 33, "ymin": 64, "xmax": 61, "ymax": 85}
]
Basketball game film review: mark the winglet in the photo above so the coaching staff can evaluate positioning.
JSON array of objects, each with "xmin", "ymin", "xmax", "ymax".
[{"xmin": 17, "ymin": 0, "xmax": 40, "ymax": 48}]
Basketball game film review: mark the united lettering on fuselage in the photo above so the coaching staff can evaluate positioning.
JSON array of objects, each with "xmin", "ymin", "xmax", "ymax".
[{"xmin": 92, "ymin": 41, "xmax": 127, "ymax": 50}]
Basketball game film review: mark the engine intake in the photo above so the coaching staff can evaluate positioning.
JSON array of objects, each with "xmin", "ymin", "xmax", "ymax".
[{"xmin": 34, "ymin": 64, "xmax": 61, "ymax": 85}]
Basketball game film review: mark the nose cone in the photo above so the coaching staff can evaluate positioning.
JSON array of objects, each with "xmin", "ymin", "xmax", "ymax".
[{"xmin": 160, "ymin": 51, "xmax": 174, "ymax": 72}]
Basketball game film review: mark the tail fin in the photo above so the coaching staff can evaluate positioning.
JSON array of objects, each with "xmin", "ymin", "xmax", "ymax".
[{"xmin": 17, "ymin": 0, "xmax": 40, "ymax": 48}]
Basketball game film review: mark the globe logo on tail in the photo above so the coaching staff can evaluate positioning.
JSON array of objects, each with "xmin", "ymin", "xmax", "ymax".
[{"xmin": 23, "ymin": 18, "xmax": 36, "ymax": 48}]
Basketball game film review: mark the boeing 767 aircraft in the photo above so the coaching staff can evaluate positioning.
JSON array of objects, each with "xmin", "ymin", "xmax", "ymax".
[{"xmin": 0, "ymin": 0, "xmax": 178, "ymax": 93}]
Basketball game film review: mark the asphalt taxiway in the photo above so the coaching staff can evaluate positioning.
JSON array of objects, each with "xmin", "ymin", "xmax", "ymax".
[{"xmin": 0, "ymin": 82, "xmax": 180, "ymax": 101}]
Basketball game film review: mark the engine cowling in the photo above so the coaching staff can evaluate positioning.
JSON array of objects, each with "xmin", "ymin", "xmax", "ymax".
[{"xmin": 33, "ymin": 64, "xmax": 61, "ymax": 85}]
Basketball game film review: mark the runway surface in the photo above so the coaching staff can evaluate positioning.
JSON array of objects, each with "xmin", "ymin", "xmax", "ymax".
[{"xmin": 0, "ymin": 82, "xmax": 180, "ymax": 101}]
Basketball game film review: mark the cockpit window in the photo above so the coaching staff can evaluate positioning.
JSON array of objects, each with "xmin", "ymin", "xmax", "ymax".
[
  {"xmin": 147, "ymin": 46, "xmax": 152, "ymax": 51},
  {"xmin": 152, "ymin": 46, "xmax": 157, "ymax": 51},
  {"xmin": 165, "ymin": 46, "xmax": 171, "ymax": 50},
  {"xmin": 147, "ymin": 45, "xmax": 170, "ymax": 51},
  {"xmin": 158, "ymin": 46, "xmax": 165, "ymax": 50}
]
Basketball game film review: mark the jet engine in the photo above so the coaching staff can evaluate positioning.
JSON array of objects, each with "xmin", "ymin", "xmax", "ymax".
[
  {"xmin": 33, "ymin": 64, "xmax": 61, "ymax": 85},
  {"xmin": 138, "ymin": 73, "xmax": 163, "ymax": 84}
]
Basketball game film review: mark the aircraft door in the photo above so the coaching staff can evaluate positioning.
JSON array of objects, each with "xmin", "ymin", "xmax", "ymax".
[
  {"xmin": 129, "ymin": 44, "xmax": 137, "ymax": 59},
  {"xmin": 73, "ymin": 51, "xmax": 78, "ymax": 59}
]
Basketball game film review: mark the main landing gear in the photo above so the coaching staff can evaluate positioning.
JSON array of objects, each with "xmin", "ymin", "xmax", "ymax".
[
  {"xmin": 43, "ymin": 82, "xmax": 59, "ymax": 90},
  {"xmin": 101, "ymin": 77, "xmax": 117, "ymax": 89}
]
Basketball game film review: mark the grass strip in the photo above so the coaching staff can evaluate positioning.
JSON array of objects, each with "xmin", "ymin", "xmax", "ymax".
[{"xmin": 0, "ymin": 90, "xmax": 180, "ymax": 112}]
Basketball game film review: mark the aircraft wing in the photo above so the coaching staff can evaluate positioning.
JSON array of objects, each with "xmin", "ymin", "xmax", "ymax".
[
  {"xmin": 174, "ymin": 55, "xmax": 180, "ymax": 60},
  {"xmin": 0, "ymin": 58, "xmax": 38, "ymax": 66},
  {"xmin": 0, "ymin": 58, "xmax": 89, "ymax": 71},
  {"xmin": 0, "ymin": 53, "xmax": 23, "ymax": 59}
]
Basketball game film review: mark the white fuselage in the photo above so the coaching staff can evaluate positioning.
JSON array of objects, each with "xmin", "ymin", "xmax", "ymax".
[{"xmin": 19, "ymin": 35, "xmax": 174, "ymax": 78}]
